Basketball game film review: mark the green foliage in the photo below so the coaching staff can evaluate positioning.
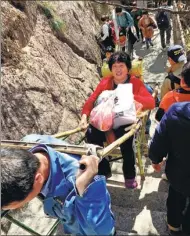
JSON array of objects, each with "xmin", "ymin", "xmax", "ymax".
[
  {"xmin": 42, "ymin": 6, "xmax": 52, "ymax": 19},
  {"xmin": 38, "ymin": 2, "xmax": 66, "ymax": 33}
]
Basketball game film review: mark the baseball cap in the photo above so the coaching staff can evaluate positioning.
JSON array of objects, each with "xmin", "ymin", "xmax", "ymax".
[{"xmin": 167, "ymin": 45, "xmax": 186, "ymax": 63}]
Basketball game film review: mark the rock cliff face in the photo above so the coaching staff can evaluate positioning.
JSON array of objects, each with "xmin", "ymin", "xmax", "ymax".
[{"xmin": 1, "ymin": 0, "xmax": 111, "ymax": 141}]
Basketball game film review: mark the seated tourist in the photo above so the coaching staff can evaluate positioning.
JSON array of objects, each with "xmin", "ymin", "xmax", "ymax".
[{"xmin": 79, "ymin": 51, "xmax": 155, "ymax": 189}]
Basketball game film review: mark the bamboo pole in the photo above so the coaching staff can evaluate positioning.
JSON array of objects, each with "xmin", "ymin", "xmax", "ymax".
[
  {"xmin": 1, "ymin": 122, "xmax": 141, "ymax": 159},
  {"xmin": 98, "ymin": 122, "xmax": 141, "ymax": 158},
  {"xmin": 53, "ymin": 126, "xmax": 83, "ymax": 138}
]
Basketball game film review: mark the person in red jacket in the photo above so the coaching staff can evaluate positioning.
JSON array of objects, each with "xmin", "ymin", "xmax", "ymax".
[{"xmin": 80, "ymin": 51, "xmax": 155, "ymax": 189}]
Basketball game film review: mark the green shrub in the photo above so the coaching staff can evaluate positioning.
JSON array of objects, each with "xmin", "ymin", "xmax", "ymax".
[{"xmin": 38, "ymin": 2, "xmax": 66, "ymax": 33}]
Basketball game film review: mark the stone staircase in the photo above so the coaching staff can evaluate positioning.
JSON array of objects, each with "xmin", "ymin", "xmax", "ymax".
[{"xmin": 107, "ymin": 157, "xmax": 169, "ymax": 235}]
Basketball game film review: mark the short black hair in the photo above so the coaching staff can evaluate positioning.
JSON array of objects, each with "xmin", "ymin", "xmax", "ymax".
[
  {"xmin": 100, "ymin": 15, "xmax": 109, "ymax": 22},
  {"xmin": 181, "ymin": 61, "xmax": 190, "ymax": 87},
  {"xmin": 1, "ymin": 148, "xmax": 40, "ymax": 208},
  {"xmin": 115, "ymin": 7, "xmax": 122, "ymax": 13},
  {"xmin": 108, "ymin": 51, "xmax": 132, "ymax": 71},
  {"xmin": 142, "ymin": 10, "xmax": 148, "ymax": 15}
]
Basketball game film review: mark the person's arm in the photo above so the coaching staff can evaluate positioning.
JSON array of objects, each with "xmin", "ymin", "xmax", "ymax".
[
  {"xmin": 149, "ymin": 111, "xmax": 169, "ymax": 165},
  {"xmin": 160, "ymin": 78, "xmax": 171, "ymax": 99},
  {"xmin": 101, "ymin": 24, "xmax": 109, "ymax": 41},
  {"xmin": 150, "ymin": 16, "xmax": 157, "ymax": 27},
  {"xmin": 67, "ymin": 155, "xmax": 115, "ymax": 235},
  {"xmin": 125, "ymin": 11, "xmax": 134, "ymax": 27},
  {"xmin": 138, "ymin": 18, "xmax": 144, "ymax": 30},
  {"xmin": 134, "ymin": 80, "xmax": 155, "ymax": 110},
  {"xmin": 155, "ymin": 92, "xmax": 173, "ymax": 121},
  {"xmin": 81, "ymin": 80, "xmax": 105, "ymax": 117}
]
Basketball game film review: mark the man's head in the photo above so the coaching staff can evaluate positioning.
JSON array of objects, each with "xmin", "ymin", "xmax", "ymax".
[
  {"xmin": 115, "ymin": 7, "xmax": 123, "ymax": 16},
  {"xmin": 131, "ymin": 1, "xmax": 137, "ymax": 9},
  {"xmin": 108, "ymin": 51, "xmax": 131, "ymax": 82},
  {"xmin": 181, "ymin": 61, "xmax": 190, "ymax": 87},
  {"xmin": 167, "ymin": 45, "xmax": 186, "ymax": 65},
  {"xmin": 100, "ymin": 15, "xmax": 109, "ymax": 23},
  {"xmin": 161, "ymin": 0, "xmax": 168, "ymax": 5},
  {"xmin": 142, "ymin": 10, "xmax": 149, "ymax": 17},
  {"xmin": 1, "ymin": 148, "xmax": 43, "ymax": 210}
]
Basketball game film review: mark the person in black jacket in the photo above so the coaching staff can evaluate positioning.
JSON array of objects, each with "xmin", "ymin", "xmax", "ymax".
[{"xmin": 149, "ymin": 102, "xmax": 190, "ymax": 235}]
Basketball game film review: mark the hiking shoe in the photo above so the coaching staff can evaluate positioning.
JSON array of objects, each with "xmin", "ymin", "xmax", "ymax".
[
  {"xmin": 161, "ymin": 173, "xmax": 168, "ymax": 181},
  {"xmin": 124, "ymin": 178, "xmax": 138, "ymax": 189}
]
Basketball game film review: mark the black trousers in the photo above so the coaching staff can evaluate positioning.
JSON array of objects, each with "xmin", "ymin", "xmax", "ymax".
[
  {"xmin": 85, "ymin": 125, "xmax": 136, "ymax": 179},
  {"xmin": 134, "ymin": 24, "xmax": 143, "ymax": 41},
  {"xmin": 167, "ymin": 185, "xmax": 190, "ymax": 234},
  {"xmin": 159, "ymin": 26, "xmax": 172, "ymax": 48}
]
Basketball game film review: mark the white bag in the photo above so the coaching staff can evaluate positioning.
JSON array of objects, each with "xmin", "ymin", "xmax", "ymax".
[{"xmin": 113, "ymin": 83, "xmax": 137, "ymax": 129}]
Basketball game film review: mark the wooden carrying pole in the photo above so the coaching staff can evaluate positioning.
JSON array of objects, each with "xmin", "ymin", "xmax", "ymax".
[
  {"xmin": 53, "ymin": 126, "xmax": 83, "ymax": 139},
  {"xmin": 1, "ymin": 122, "xmax": 140, "ymax": 159}
]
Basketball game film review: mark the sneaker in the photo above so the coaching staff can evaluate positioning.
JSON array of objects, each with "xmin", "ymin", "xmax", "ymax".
[
  {"xmin": 161, "ymin": 173, "xmax": 168, "ymax": 181},
  {"xmin": 146, "ymin": 43, "xmax": 149, "ymax": 49},
  {"xmin": 124, "ymin": 178, "xmax": 138, "ymax": 189}
]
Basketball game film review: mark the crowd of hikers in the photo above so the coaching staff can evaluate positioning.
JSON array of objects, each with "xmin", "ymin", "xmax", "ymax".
[{"xmin": 1, "ymin": 0, "xmax": 190, "ymax": 236}]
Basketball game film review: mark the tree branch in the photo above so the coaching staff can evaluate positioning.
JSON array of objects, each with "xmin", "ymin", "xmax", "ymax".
[{"xmin": 92, "ymin": 0, "xmax": 190, "ymax": 14}]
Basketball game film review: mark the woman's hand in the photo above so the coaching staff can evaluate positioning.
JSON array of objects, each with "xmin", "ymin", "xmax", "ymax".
[{"xmin": 79, "ymin": 114, "xmax": 88, "ymax": 131}]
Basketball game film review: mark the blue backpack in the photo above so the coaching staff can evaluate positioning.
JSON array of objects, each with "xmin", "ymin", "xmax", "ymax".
[{"xmin": 156, "ymin": 11, "xmax": 169, "ymax": 29}]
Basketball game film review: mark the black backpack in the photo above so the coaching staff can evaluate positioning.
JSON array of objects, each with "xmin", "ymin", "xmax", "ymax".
[
  {"xmin": 166, "ymin": 73, "xmax": 181, "ymax": 90},
  {"xmin": 156, "ymin": 11, "xmax": 169, "ymax": 29},
  {"xmin": 108, "ymin": 23, "xmax": 113, "ymax": 38}
]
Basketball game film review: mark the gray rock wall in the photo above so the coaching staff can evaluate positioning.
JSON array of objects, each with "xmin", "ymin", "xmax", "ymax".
[{"xmin": 1, "ymin": 1, "xmax": 111, "ymax": 141}]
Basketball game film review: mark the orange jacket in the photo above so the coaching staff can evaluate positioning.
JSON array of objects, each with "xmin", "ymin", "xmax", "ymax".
[
  {"xmin": 155, "ymin": 79, "xmax": 190, "ymax": 121},
  {"xmin": 138, "ymin": 16, "xmax": 156, "ymax": 39}
]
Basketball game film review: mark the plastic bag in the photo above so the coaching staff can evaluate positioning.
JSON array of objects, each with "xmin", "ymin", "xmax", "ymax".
[
  {"xmin": 113, "ymin": 84, "xmax": 137, "ymax": 129},
  {"xmin": 90, "ymin": 92, "xmax": 115, "ymax": 131},
  {"xmin": 94, "ymin": 90, "xmax": 115, "ymax": 107}
]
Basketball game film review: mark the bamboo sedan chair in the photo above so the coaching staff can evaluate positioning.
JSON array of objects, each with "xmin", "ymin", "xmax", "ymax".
[{"xmin": 1, "ymin": 87, "xmax": 158, "ymax": 235}]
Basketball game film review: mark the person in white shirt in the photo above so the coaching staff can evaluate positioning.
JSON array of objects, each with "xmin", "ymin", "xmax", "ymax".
[{"xmin": 100, "ymin": 15, "xmax": 115, "ymax": 50}]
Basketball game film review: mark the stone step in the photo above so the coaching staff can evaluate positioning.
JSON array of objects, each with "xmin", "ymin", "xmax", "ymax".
[
  {"xmin": 110, "ymin": 157, "xmax": 165, "ymax": 178},
  {"xmin": 107, "ymin": 174, "xmax": 169, "ymax": 193},
  {"xmin": 4, "ymin": 198, "xmax": 57, "ymax": 235},
  {"xmin": 112, "ymin": 205, "xmax": 167, "ymax": 235},
  {"xmin": 107, "ymin": 183, "xmax": 167, "ymax": 212}
]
